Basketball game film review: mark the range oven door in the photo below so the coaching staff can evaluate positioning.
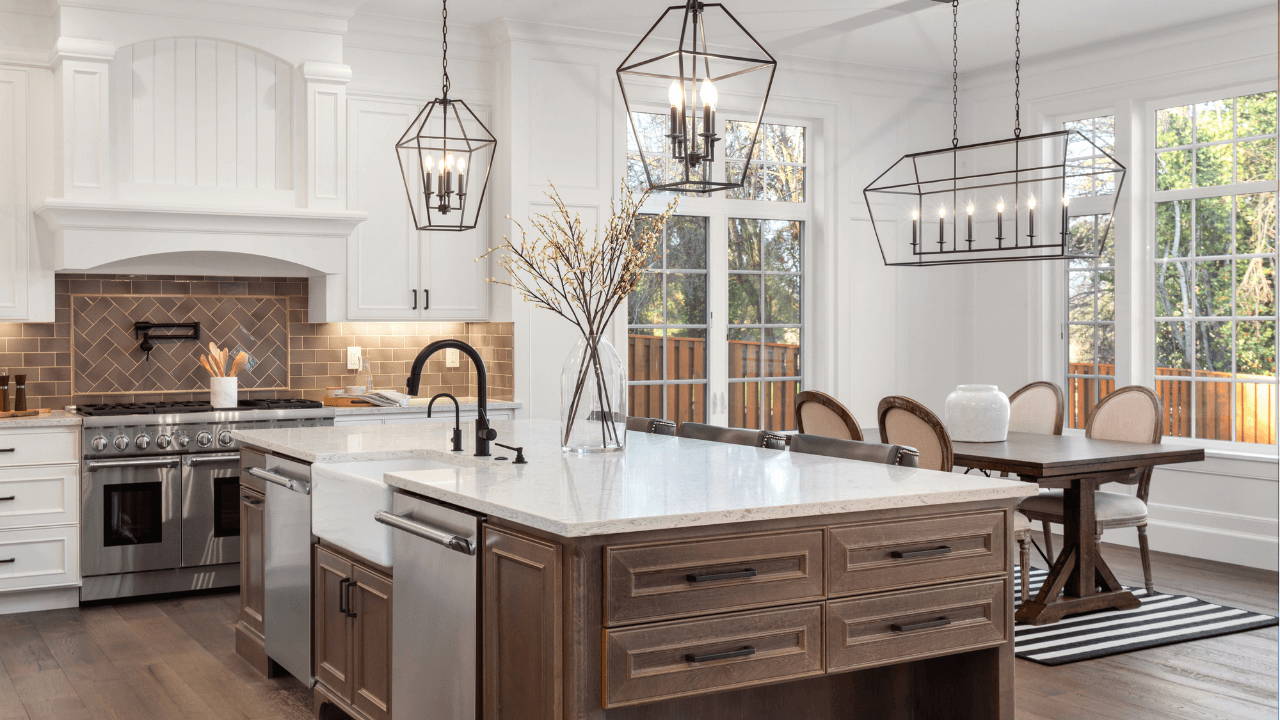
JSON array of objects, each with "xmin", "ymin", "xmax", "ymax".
[
  {"xmin": 181, "ymin": 452, "xmax": 242, "ymax": 568},
  {"xmin": 82, "ymin": 456, "xmax": 182, "ymax": 577}
]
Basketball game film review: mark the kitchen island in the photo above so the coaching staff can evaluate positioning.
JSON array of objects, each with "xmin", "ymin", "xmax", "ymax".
[{"xmin": 232, "ymin": 419, "xmax": 1037, "ymax": 720}]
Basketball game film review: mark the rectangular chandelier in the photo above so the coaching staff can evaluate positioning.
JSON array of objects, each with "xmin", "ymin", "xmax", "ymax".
[{"xmin": 864, "ymin": 129, "xmax": 1126, "ymax": 266}]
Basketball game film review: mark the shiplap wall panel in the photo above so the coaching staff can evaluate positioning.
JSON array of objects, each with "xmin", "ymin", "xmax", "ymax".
[{"xmin": 117, "ymin": 39, "xmax": 293, "ymax": 192}]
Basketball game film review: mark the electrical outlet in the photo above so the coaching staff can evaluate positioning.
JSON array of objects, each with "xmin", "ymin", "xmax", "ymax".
[
  {"xmin": 445, "ymin": 348, "xmax": 460, "ymax": 367},
  {"xmin": 347, "ymin": 347, "xmax": 362, "ymax": 370}
]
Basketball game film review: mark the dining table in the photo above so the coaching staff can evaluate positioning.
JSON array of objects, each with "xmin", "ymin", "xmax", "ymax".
[{"xmin": 951, "ymin": 432, "xmax": 1204, "ymax": 626}]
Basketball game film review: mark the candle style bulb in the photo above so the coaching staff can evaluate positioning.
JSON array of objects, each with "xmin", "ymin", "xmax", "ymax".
[
  {"xmin": 966, "ymin": 203, "xmax": 974, "ymax": 244},
  {"xmin": 424, "ymin": 155, "xmax": 434, "ymax": 172},
  {"xmin": 938, "ymin": 206, "xmax": 947, "ymax": 218},
  {"xmin": 1027, "ymin": 195, "xmax": 1037, "ymax": 242},
  {"xmin": 997, "ymin": 199, "xmax": 1005, "ymax": 213},
  {"xmin": 1028, "ymin": 195, "xmax": 1037, "ymax": 210},
  {"xmin": 911, "ymin": 208, "xmax": 919, "ymax": 250},
  {"xmin": 912, "ymin": 209, "xmax": 919, "ymax": 220},
  {"xmin": 444, "ymin": 153, "xmax": 455, "ymax": 172},
  {"xmin": 938, "ymin": 205, "xmax": 946, "ymax": 249},
  {"xmin": 457, "ymin": 156, "xmax": 467, "ymax": 173},
  {"xmin": 668, "ymin": 80, "xmax": 684, "ymax": 108},
  {"xmin": 966, "ymin": 203, "xmax": 974, "ymax": 216},
  {"xmin": 996, "ymin": 198, "xmax": 1005, "ymax": 245},
  {"xmin": 699, "ymin": 79, "xmax": 718, "ymax": 109},
  {"xmin": 1062, "ymin": 195, "xmax": 1069, "ymax": 208}
]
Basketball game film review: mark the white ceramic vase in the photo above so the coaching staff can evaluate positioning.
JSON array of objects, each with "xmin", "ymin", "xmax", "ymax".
[
  {"xmin": 211, "ymin": 377, "xmax": 238, "ymax": 409},
  {"xmin": 944, "ymin": 384, "xmax": 1010, "ymax": 442}
]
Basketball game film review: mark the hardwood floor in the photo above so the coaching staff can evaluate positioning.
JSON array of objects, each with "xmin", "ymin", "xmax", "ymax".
[{"xmin": 0, "ymin": 541, "xmax": 1269, "ymax": 720}]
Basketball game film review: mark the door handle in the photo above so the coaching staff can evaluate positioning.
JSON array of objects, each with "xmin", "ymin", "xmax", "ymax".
[
  {"xmin": 891, "ymin": 617, "xmax": 951, "ymax": 633},
  {"xmin": 412, "ymin": 289, "xmax": 418, "ymax": 310},
  {"xmin": 423, "ymin": 289, "xmax": 429, "ymax": 310},
  {"xmin": 86, "ymin": 457, "xmax": 181, "ymax": 471},
  {"xmin": 890, "ymin": 546, "xmax": 952, "ymax": 560},
  {"xmin": 240, "ymin": 494, "xmax": 263, "ymax": 506},
  {"xmin": 687, "ymin": 568, "xmax": 756, "ymax": 583},
  {"xmin": 686, "ymin": 646, "xmax": 755, "ymax": 663},
  {"xmin": 374, "ymin": 510, "xmax": 475, "ymax": 555},
  {"xmin": 346, "ymin": 579, "xmax": 358, "ymax": 619},
  {"xmin": 338, "ymin": 578, "xmax": 349, "ymax": 615},
  {"xmin": 248, "ymin": 467, "xmax": 310, "ymax": 495}
]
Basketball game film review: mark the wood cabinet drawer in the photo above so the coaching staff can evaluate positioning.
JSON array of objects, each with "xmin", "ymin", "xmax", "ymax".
[
  {"xmin": 826, "ymin": 578, "xmax": 1007, "ymax": 672},
  {"xmin": 0, "ymin": 429, "xmax": 78, "ymax": 468},
  {"xmin": 0, "ymin": 465, "xmax": 78, "ymax": 529},
  {"xmin": 0, "ymin": 525, "xmax": 80, "ymax": 592},
  {"xmin": 605, "ymin": 530, "xmax": 824, "ymax": 626},
  {"xmin": 603, "ymin": 603, "xmax": 824, "ymax": 708},
  {"xmin": 827, "ymin": 510, "xmax": 1006, "ymax": 597}
]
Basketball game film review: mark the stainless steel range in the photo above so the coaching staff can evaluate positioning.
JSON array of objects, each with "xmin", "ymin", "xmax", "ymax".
[{"xmin": 77, "ymin": 399, "xmax": 334, "ymax": 601}]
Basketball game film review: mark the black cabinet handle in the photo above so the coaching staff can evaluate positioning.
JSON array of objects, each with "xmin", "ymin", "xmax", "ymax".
[
  {"xmin": 338, "ymin": 578, "xmax": 349, "ymax": 615},
  {"xmin": 891, "ymin": 546, "xmax": 952, "ymax": 560},
  {"xmin": 424, "ymin": 289, "xmax": 429, "ymax": 310},
  {"xmin": 412, "ymin": 290, "xmax": 418, "ymax": 310},
  {"xmin": 891, "ymin": 617, "xmax": 951, "ymax": 633},
  {"xmin": 0, "ymin": 448, "xmax": 13, "ymax": 453},
  {"xmin": 687, "ymin": 568, "xmax": 757, "ymax": 583},
  {"xmin": 686, "ymin": 646, "xmax": 755, "ymax": 663},
  {"xmin": 0, "ymin": 496, "xmax": 15, "ymax": 502},
  {"xmin": 346, "ymin": 580, "xmax": 358, "ymax": 618},
  {"xmin": 0, "ymin": 558, "xmax": 14, "ymax": 565}
]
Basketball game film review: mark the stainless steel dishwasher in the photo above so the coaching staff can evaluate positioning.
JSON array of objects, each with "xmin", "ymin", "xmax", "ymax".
[
  {"xmin": 249, "ymin": 455, "xmax": 315, "ymax": 687},
  {"xmin": 375, "ymin": 490, "xmax": 482, "ymax": 720}
]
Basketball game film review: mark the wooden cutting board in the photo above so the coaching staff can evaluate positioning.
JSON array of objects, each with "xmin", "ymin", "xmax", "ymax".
[
  {"xmin": 322, "ymin": 397, "xmax": 376, "ymax": 407},
  {"xmin": 0, "ymin": 409, "xmax": 49, "ymax": 419}
]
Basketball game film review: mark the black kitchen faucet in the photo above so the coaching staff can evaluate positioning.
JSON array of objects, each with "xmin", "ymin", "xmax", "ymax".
[{"xmin": 406, "ymin": 339, "xmax": 495, "ymax": 457}]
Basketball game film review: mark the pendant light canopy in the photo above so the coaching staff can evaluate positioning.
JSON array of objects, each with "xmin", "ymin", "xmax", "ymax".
[
  {"xmin": 863, "ymin": 0, "xmax": 1126, "ymax": 266},
  {"xmin": 617, "ymin": 0, "xmax": 777, "ymax": 194},
  {"xmin": 397, "ymin": 0, "xmax": 496, "ymax": 232}
]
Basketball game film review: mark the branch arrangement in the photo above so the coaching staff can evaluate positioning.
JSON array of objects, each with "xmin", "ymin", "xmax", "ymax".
[{"xmin": 481, "ymin": 180, "xmax": 678, "ymax": 447}]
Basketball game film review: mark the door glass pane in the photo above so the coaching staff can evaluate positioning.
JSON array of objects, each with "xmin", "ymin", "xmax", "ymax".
[
  {"xmin": 104, "ymin": 483, "xmax": 164, "ymax": 547},
  {"xmin": 728, "ymin": 328, "xmax": 761, "ymax": 378},
  {"xmin": 728, "ymin": 219, "xmax": 761, "ymax": 270},
  {"xmin": 728, "ymin": 275, "xmax": 761, "ymax": 324},
  {"xmin": 763, "ymin": 328, "xmax": 801, "ymax": 377},
  {"xmin": 729, "ymin": 381, "xmax": 761, "ymax": 429},
  {"xmin": 214, "ymin": 476, "xmax": 241, "ymax": 538}
]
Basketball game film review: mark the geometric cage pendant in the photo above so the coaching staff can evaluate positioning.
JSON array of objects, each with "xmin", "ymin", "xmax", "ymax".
[
  {"xmin": 863, "ymin": 129, "xmax": 1127, "ymax": 266},
  {"xmin": 396, "ymin": 97, "xmax": 497, "ymax": 232}
]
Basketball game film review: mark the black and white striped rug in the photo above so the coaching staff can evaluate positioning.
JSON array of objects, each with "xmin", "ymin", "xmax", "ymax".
[{"xmin": 1013, "ymin": 566, "xmax": 1278, "ymax": 666}]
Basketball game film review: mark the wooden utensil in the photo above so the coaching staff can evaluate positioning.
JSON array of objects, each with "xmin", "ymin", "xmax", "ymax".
[
  {"xmin": 221, "ymin": 348, "xmax": 230, "ymax": 376},
  {"xmin": 200, "ymin": 354, "xmax": 217, "ymax": 377},
  {"xmin": 229, "ymin": 352, "xmax": 247, "ymax": 378}
]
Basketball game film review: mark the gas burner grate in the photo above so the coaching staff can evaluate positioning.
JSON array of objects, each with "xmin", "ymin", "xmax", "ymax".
[
  {"xmin": 239, "ymin": 398, "xmax": 325, "ymax": 410},
  {"xmin": 78, "ymin": 398, "xmax": 322, "ymax": 417}
]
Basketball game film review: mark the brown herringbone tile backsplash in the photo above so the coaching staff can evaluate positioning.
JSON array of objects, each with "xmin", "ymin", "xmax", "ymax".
[{"xmin": 0, "ymin": 275, "xmax": 514, "ymax": 410}]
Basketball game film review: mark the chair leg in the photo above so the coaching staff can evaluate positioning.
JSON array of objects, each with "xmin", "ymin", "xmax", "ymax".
[
  {"xmin": 1019, "ymin": 536, "xmax": 1031, "ymax": 603},
  {"xmin": 1137, "ymin": 523, "xmax": 1155, "ymax": 594},
  {"xmin": 1041, "ymin": 520, "xmax": 1055, "ymax": 562}
]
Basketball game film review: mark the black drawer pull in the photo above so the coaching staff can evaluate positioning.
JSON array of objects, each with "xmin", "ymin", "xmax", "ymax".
[
  {"xmin": 0, "ymin": 448, "xmax": 14, "ymax": 453},
  {"xmin": 0, "ymin": 558, "xmax": 14, "ymax": 565},
  {"xmin": 686, "ymin": 645, "xmax": 755, "ymax": 663},
  {"xmin": 891, "ymin": 617, "xmax": 951, "ymax": 633},
  {"xmin": 0, "ymin": 496, "xmax": 14, "ymax": 502},
  {"xmin": 687, "ymin": 568, "xmax": 757, "ymax": 583},
  {"xmin": 891, "ymin": 546, "xmax": 952, "ymax": 560},
  {"xmin": 346, "ymin": 579, "xmax": 357, "ymax": 619},
  {"xmin": 338, "ymin": 578, "xmax": 349, "ymax": 614}
]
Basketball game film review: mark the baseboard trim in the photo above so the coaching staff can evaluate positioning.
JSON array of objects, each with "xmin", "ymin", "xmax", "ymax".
[
  {"xmin": 1036, "ymin": 518, "xmax": 1279, "ymax": 571},
  {"xmin": 0, "ymin": 585, "xmax": 80, "ymax": 615}
]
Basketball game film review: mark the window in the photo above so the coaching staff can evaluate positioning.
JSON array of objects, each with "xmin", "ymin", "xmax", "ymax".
[
  {"xmin": 1063, "ymin": 115, "xmax": 1118, "ymax": 428},
  {"xmin": 1154, "ymin": 91, "xmax": 1277, "ymax": 444},
  {"xmin": 627, "ymin": 115, "xmax": 810, "ymax": 431}
]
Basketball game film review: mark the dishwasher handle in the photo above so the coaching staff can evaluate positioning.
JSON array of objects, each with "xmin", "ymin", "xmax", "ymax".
[
  {"xmin": 248, "ymin": 466, "xmax": 311, "ymax": 495},
  {"xmin": 375, "ymin": 510, "xmax": 476, "ymax": 556}
]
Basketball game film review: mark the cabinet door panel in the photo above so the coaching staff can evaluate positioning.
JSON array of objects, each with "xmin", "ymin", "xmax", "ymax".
[
  {"xmin": 352, "ymin": 565, "xmax": 392, "ymax": 720},
  {"xmin": 238, "ymin": 488, "xmax": 265, "ymax": 636},
  {"xmin": 347, "ymin": 98, "xmax": 420, "ymax": 320},
  {"xmin": 0, "ymin": 68, "xmax": 28, "ymax": 320},
  {"xmin": 314, "ymin": 545, "xmax": 354, "ymax": 700},
  {"xmin": 421, "ymin": 228, "xmax": 489, "ymax": 320}
]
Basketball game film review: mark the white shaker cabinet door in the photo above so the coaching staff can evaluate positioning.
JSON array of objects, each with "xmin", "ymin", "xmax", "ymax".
[
  {"xmin": 420, "ymin": 228, "xmax": 490, "ymax": 320},
  {"xmin": 0, "ymin": 68, "xmax": 28, "ymax": 320},
  {"xmin": 347, "ymin": 98, "xmax": 420, "ymax": 320}
]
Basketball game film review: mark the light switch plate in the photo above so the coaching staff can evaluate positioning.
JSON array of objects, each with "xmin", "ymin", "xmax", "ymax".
[
  {"xmin": 445, "ymin": 348, "xmax": 460, "ymax": 367},
  {"xmin": 347, "ymin": 347, "xmax": 362, "ymax": 370}
]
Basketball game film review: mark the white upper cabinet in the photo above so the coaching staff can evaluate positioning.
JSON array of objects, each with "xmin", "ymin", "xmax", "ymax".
[
  {"xmin": 347, "ymin": 97, "xmax": 490, "ymax": 321},
  {"xmin": 0, "ymin": 68, "xmax": 28, "ymax": 320}
]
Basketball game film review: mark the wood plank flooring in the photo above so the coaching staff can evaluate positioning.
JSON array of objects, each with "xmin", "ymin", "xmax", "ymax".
[{"xmin": 0, "ymin": 539, "xmax": 1269, "ymax": 720}]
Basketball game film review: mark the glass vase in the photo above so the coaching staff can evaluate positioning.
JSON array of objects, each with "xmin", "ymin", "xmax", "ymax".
[{"xmin": 561, "ymin": 334, "xmax": 627, "ymax": 453}]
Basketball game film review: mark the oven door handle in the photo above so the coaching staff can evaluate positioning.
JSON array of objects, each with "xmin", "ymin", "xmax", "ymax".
[
  {"xmin": 86, "ymin": 457, "xmax": 182, "ymax": 471},
  {"xmin": 248, "ymin": 466, "xmax": 310, "ymax": 495},
  {"xmin": 186, "ymin": 453, "xmax": 241, "ymax": 467}
]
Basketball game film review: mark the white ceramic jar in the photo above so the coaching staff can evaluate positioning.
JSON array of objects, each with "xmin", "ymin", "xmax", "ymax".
[
  {"xmin": 944, "ymin": 384, "xmax": 1010, "ymax": 442},
  {"xmin": 211, "ymin": 377, "xmax": 238, "ymax": 408}
]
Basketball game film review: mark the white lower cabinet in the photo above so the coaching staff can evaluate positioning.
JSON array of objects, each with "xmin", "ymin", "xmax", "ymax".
[
  {"xmin": 0, "ymin": 525, "xmax": 78, "ymax": 593},
  {"xmin": 0, "ymin": 464, "xmax": 78, "ymax": 529}
]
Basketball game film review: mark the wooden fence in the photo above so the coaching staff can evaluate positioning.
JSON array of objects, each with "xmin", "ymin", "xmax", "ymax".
[
  {"xmin": 628, "ymin": 334, "xmax": 801, "ymax": 431},
  {"xmin": 1070, "ymin": 363, "xmax": 1276, "ymax": 444}
]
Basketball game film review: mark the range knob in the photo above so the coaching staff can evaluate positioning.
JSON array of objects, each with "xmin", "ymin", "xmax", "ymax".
[
  {"xmin": 196, "ymin": 431, "xmax": 213, "ymax": 448},
  {"xmin": 218, "ymin": 431, "xmax": 234, "ymax": 447},
  {"xmin": 135, "ymin": 435, "xmax": 151, "ymax": 450},
  {"xmin": 156, "ymin": 435, "xmax": 172, "ymax": 450},
  {"xmin": 113, "ymin": 436, "xmax": 130, "ymax": 451},
  {"xmin": 177, "ymin": 435, "xmax": 191, "ymax": 448},
  {"xmin": 91, "ymin": 436, "xmax": 108, "ymax": 452}
]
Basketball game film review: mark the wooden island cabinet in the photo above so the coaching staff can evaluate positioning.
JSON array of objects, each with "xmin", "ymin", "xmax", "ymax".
[{"xmin": 314, "ymin": 543, "xmax": 393, "ymax": 720}]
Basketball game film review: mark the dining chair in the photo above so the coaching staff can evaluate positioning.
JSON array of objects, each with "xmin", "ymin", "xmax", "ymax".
[
  {"xmin": 1008, "ymin": 381, "xmax": 1065, "ymax": 435},
  {"xmin": 678, "ymin": 422, "xmax": 779, "ymax": 449},
  {"xmin": 789, "ymin": 433, "xmax": 919, "ymax": 467},
  {"xmin": 625, "ymin": 416, "xmax": 677, "ymax": 436},
  {"xmin": 1017, "ymin": 385, "xmax": 1162, "ymax": 593},
  {"xmin": 876, "ymin": 396, "xmax": 954, "ymax": 472},
  {"xmin": 795, "ymin": 390, "xmax": 863, "ymax": 441},
  {"xmin": 1014, "ymin": 512, "xmax": 1033, "ymax": 602}
]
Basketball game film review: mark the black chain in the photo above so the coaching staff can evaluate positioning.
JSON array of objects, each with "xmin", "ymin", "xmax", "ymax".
[
  {"xmin": 1013, "ymin": 0, "xmax": 1021, "ymax": 137},
  {"xmin": 441, "ymin": 0, "xmax": 450, "ymax": 98},
  {"xmin": 951, "ymin": 0, "xmax": 959, "ymax": 147}
]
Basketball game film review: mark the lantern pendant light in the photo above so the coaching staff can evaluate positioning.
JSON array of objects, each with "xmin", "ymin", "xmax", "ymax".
[
  {"xmin": 617, "ymin": 0, "xmax": 777, "ymax": 194},
  {"xmin": 396, "ymin": 0, "xmax": 496, "ymax": 232},
  {"xmin": 863, "ymin": 0, "xmax": 1126, "ymax": 266}
]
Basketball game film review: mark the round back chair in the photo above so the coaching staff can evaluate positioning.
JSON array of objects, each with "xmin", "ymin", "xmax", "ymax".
[
  {"xmin": 1008, "ymin": 381, "xmax": 1065, "ymax": 435},
  {"xmin": 795, "ymin": 390, "xmax": 863, "ymax": 441},
  {"xmin": 876, "ymin": 396, "xmax": 953, "ymax": 472}
]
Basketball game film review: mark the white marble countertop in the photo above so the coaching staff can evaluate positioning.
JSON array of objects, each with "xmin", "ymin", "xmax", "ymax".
[
  {"xmin": 331, "ymin": 399, "xmax": 522, "ymax": 416},
  {"xmin": 232, "ymin": 419, "xmax": 1037, "ymax": 537},
  {"xmin": 0, "ymin": 410, "xmax": 82, "ymax": 428}
]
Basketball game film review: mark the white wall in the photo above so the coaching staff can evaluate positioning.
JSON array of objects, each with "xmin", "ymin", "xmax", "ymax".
[{"xmin": 951, "ymin": 7, "xmax": 1279, "ymax": 570}]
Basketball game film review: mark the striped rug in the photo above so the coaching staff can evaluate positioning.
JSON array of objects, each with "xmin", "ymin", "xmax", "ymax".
[{"xmin": 1013, "ymin": 566, "xmax": 1279, "ymax": 666}]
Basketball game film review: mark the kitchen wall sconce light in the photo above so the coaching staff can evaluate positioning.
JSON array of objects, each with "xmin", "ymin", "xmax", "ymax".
[
  {"xmin": 396, "ymin": 0, "xmax": 496, "ymax": 232},
  {"xmin": 864, "ymin": 0, "xmax": 1126, "ymax": 266},
  {"xmin": 617, "ymin": 0, "xmax": 776, "ymax": 194}
]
